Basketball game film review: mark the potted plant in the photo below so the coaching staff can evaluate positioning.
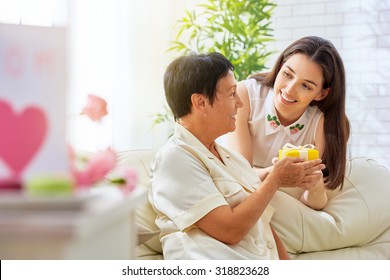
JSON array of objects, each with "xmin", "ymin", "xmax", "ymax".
[
  {"xmin": 168, "ymin": 0, "xmax": 276, "ymax": 81},
  {"xmin": 153, "ymin": 0, "xmax": 276, "ymax": 127}
]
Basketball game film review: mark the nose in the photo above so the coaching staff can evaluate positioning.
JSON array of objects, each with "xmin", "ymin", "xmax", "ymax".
[{"xmin": 285, "ymin": 80, "xmax": 297, "ymax": 94}]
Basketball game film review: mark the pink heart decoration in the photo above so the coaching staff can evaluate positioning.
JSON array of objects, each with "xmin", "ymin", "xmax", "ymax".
[{"xmin": 0, "ymin": 100, "xmax": 48, "ymax": 177}]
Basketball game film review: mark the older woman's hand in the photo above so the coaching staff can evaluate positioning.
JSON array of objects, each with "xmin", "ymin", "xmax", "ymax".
[{"xmin": 268, "ymin": 157, "xmax": 325, "ymax": 189}]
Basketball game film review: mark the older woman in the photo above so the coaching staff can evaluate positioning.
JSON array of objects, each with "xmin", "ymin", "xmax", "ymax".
[{"xmin": 149, "ymin": 53, "xmax": 324, "ymax": 260}]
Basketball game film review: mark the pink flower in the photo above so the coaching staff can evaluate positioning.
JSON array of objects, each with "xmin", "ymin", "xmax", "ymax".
[
  {"xmin": 270, "ymin": 121, "xmax": 278, "ymax": 129},
  {"xmin": 109, "ymin": 167, "xmax": 138, "ymax": 194},
  {"xmin": 81, "ymin": 94, "xmax": 108, "ymax": 122},
  {"xmin": 72, "ymin": 148, "xmax": 117, "ymax": 188},
  {"xmin": 290, "ymin": 127, "xmax": 299, "ymax": 135}
]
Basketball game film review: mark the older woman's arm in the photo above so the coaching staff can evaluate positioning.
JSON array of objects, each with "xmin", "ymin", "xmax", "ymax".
[
  {"xmin": 195, "ymin": 157, "xmax": 325, "ymax": 244},
  {"xmin": 195, "ymin": 177, "xmax": 278, "ymax": 245}
]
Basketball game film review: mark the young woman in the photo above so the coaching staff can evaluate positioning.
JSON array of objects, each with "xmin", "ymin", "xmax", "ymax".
[{"xmin": 228, "ymin": 36, "xmax": 350, "ymax": 210}]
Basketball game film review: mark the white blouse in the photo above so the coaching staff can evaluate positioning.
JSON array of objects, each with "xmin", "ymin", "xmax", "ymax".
[
  {"xmin": 245, "ymin": 78, "xmax": 323, "ymax": 168},
  {"xmin": 149, "ymin": 123, "xmax": 278, "ymax": 260}
]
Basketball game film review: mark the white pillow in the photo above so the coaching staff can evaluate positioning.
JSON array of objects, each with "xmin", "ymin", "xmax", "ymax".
[
  {"xmin": 270, "ymin": 157, "xmax": 390, "ymax": 254},
  {"xmin": 111, "ymin": 150, "xmax": 162, "ymax": 254}
]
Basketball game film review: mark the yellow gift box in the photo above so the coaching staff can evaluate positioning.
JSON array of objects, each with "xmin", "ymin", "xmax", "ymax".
[{"xmin": 279, "ymin": 143, "xmax": 319, "ymax": 161}]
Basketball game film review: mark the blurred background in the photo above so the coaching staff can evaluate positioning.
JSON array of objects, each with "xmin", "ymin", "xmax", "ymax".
[{"xmin": 1, "ymin": 0, "xmax": 389, "ymax": 169}]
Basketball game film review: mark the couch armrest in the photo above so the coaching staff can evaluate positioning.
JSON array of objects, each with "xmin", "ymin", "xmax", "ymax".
[{"xmin": 109, "ymin": 149, "xmax": 163, "ymax": 257}]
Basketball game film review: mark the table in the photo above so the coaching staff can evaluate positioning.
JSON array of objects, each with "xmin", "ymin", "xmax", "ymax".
[{"xmin": 0, "ymin": 186, "xmax": 146, "ymax": 259}]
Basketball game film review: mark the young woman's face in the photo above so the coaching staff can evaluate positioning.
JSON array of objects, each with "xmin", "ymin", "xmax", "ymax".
[
  {"xmin": 208, "ymin": 70, "xmax": 243, "ymax": 136},
  {"xmin": 273, "ymin": 53, "xmax": 329, "ymax": 125}
]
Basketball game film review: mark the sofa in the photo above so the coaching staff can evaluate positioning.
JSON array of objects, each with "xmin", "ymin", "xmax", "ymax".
[{"xmin": 111, "ymin": 149, "xmax": 390, "ymax": 260}]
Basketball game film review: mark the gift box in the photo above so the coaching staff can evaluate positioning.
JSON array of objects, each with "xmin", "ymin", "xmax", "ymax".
[{"xmin": 279, "ymin": 143, "xmax": 319, "ymax": 161}]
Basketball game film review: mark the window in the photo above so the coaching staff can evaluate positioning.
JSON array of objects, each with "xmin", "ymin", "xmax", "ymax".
[{"xmin": 1, "ymin": 0, "xmax": 197, "ymax": 152}]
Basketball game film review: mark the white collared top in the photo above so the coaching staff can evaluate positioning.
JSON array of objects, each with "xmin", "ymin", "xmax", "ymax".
[
  {"xmin": 149, "ymin": 123, "xmax": 278, "ymax": 260},
  {"xmin": 245, "ymin": 78, "xmax": 323, "ymax": 168}
]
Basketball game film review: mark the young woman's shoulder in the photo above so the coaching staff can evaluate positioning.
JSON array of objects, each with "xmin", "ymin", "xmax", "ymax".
[{"xmin": 241, "ymin": 78, "xmax": 271, "ymax": 100}]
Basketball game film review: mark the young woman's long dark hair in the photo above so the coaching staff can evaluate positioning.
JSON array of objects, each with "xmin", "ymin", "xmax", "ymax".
[{"xmin": 251, "ymin": 36, "xmax": 350, "ymax": 190}]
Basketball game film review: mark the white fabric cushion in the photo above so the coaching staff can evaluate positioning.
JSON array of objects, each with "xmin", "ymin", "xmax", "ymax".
[
  {"xmin": 112, "ymin": 150, "xmax": 162, "ymax": 254},
  {"xmin": 113, "ymin": 149, "xmax": 390, "ymax": 259},
  {"xmin": 293, "ymin": 226, "xmax": 390, "ymax": 259},
  {"xmin": 270, "ymin": 157, "xmax": 390, "ymax": 256}
]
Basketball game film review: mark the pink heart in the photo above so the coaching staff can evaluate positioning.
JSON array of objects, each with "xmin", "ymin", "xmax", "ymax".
[{"xmin": 0, "ymin": 100, "xmax": 47, "ymax": 177}]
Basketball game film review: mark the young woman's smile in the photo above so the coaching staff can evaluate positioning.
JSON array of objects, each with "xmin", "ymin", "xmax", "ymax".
[{"xmin": 273, "ymin": 53, "xmax": 329, "ymax": 125}]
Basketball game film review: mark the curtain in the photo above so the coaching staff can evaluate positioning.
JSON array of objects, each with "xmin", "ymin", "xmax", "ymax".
[
  {"xmin": 0, "ymin": 0, "xmax": 202, "ymax": 152},
  {"xmin": 67, "ymin": 0, "xmax": 200, "ymax": 152}
]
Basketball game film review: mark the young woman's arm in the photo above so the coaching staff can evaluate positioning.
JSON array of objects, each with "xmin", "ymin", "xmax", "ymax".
[
  {"xmin": 227, "ymin": 81, "xmax": 271, "ymax": 180},
  {"xmin": 299, "ymin": 115, "xmax": 328, "ymax": 210},
  {"xmin": 227, "ymin": 81, "xmax": 253, "ymax": 163},
  {"xmin": 271, "ymin": 226, "xmax": 291, "ymax": 260}
]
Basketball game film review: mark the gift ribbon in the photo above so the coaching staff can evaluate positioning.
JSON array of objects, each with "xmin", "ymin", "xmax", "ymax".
[{"xmin": 282, "ymin": 143, "xmax": 315, "ymax": 150}]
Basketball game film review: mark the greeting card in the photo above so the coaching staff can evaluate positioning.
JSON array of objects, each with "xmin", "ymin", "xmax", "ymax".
[{"xmin": 0, "ymin": 23, "xmax": 68, "ymax": 186}]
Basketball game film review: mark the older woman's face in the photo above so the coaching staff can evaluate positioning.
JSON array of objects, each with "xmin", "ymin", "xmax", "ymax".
[{"xmin": 208, "ymin": 70, "xmax": 243, "ymax": 136}]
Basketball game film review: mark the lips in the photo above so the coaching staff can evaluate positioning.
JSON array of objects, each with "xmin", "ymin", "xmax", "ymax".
[{"xmin": 280, "ymin": 91, "xmax": 296, "ymax": 103}]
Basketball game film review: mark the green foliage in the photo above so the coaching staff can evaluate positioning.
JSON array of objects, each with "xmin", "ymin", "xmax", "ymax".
[
  {"xmin": 152, "ymin": 0, "xmax": 276, "ymax": 130},
  {"xmin": 151, "ymin": 105, "xmax": 174, "ymax": 127},
  {"xmin": 151, "ymin": 105, "xmax": 175, "ymax": 138},
  {"xmin": 167, "ymin": 0, "xmax": 276, "ymax": 81}
]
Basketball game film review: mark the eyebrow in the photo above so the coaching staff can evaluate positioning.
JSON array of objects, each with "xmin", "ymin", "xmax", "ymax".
[
  {"xmin": 224, "ymin": 84, "xmax": 237, "ymax": 92},
  {"xmin": 285, "ymin": 65, "xmax": 319, "ymax": 87}
]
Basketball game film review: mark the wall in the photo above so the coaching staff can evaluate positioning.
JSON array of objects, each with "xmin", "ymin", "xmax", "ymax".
[
  {"xmin": 267, "ymin": 0, "xmax": 390, "ymax": 169},
  {"xmin": 4, "ymin": 0, "xmax": 388, "ymax": 166},
  {"xmin": 67, "ymin": 0, "xmax": 201, "ymax": 152}
]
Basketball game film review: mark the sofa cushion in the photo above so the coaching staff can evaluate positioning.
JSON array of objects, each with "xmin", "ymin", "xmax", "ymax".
[
  {"xmin": 112, "ymin": 150, "xmax": 390, "ymax": 259},
  {"xmin": 110, "ymin": 150, "xmax": 162, "ymax": 254},
  {"xmin": 270, "ymin": 157, "xmax": 390, "ymax": 255},
  {"xmin": 292, "ymin": 227, "xmax": 390, "ymax": 259}
]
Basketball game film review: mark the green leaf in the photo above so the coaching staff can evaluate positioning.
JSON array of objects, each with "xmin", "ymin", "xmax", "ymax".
[
  {"xmin": 162, "ymin": 0, "xmax": 276, "ymax": 122},
  {"xmin": 151, "ymin": 105, "xmax": 174, "ymax": 127},
  {"xmin": 110, "ymin": 178, "xmax": 126, "ymax": 185}
]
